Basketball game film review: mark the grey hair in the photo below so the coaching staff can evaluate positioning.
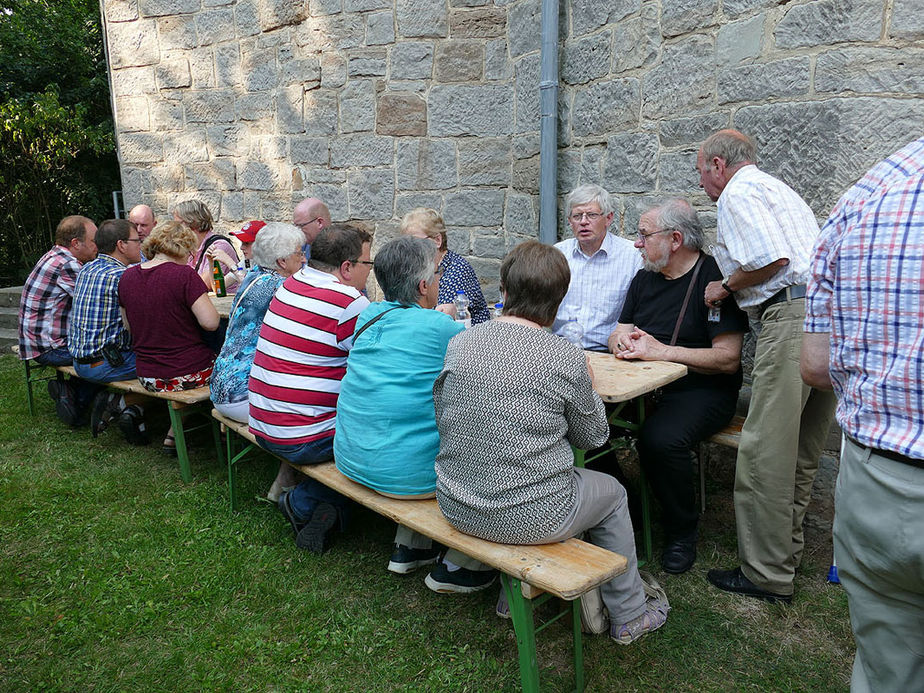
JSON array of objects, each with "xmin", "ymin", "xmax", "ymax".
[
  {"xmin": 251, "ymin": 222, "xmax": 305, "ymax": 270},
  {"xmin": 173, "ymin": 199, "xmax": 213, "ymax": 233},
  {"xmin": 701, "ymin": 130, "xmax": 756, "ymax": 168},
  {"xmin": 653, "ymin": 198, "xmax": 704, "ymax": 250},
  {"xmin": 373, "ymin": 236, "xmax": 437, "ymax": 306},
  {"xmin": 565, "ymin": 184, "xmax": 614, "ymax": 217}
]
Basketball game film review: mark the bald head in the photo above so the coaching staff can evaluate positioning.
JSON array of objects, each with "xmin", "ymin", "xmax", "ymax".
[
  {"xmin": 293, "ymin": 197, "xmax": 331, "ymax": 245},
  {"xmin": 128, "ymin": 204, "xmax": 156, "ymax": 241}
]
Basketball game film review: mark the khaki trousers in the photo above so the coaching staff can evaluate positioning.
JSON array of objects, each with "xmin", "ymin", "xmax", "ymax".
[{"xmin": 734, "ymin": 299, "xmax": 836, "ymax": 594}]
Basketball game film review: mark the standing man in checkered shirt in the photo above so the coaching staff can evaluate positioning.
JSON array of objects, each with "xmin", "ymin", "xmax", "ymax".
[
  {"xmin": 802, "ymin": 137, "xmax": 924, "ymax": 692},
  {"xmin": 697, "ymin": 129, "xmax": 837, "ymax": 603}
]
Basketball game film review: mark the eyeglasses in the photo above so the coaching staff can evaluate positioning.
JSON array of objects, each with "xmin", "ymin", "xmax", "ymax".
[
  {"xmin": 122, "ymin": 238, "xmax": 142, "ymax": 244},
  {"xmin": 636, "ymin": 228, "xmax": 672, "ymax": 241},
  {"xmin": 295, "ymin": 218, "xmax": 324, "ymax": 230},
  {"xmin": 353, "ymin": 260, "xmax": 374, "ymax": 267},
  {"xmin": 570, "ymin": 212, "xmax": 603, "ymax": 222}
]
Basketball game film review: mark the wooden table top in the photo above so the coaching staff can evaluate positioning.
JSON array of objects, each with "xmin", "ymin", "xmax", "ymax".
[
  {"xmin": 586, "ymin": 351, "xmax": 687, "ymax": 403},
  {"xmin": 210, "ymin": 293, "xmax": 235, "ymax": 319}
]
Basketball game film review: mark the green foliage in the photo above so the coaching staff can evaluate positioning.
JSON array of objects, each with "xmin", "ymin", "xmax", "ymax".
[{"xmin": 0, "ymin": 0, "xmax": 120, "ymax": 284}]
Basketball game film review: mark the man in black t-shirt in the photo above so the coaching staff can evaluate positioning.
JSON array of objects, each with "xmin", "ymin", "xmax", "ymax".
[{"xmin": 608, "ymin": 198, "xmax": 749, "ymax": 574}]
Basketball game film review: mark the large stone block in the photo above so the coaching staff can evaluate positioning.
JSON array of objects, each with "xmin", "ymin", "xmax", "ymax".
[
  {"xmin": 717, "ymin": 13, "xmax": 764, "ymax": 66},
  {"xmin": 107, "ymin": 19, "xmax": 159, "ymax": 68},
  {"xmin": 722, "ymin": 0, "xmax": 776, "ymax": 16},
  {"xmin": 734, "ymin": 98, "xmax": 924, "ymax": 214},
  {"xmin": 450, "ymin": 7, "xmax": 506, "ymax": 38},
  {"xmin": 466, "ymin": 256, "xmax": 501, "ymax": 284},
  {"xmin": 659, "ymin": 112, "xmax": 729, "ymax": 148},
  {"xmin": 571, "ymin": 78, "xmax": 640, "ymax": 137},
  {"xmin": 258, "ymin": 0, "xmax": 305, "ymax": 32},
  {"xmin": 346, "ymin": 0, "xmax": 391, "ymax": 11},
  {"xmin": 105, "ymin": 0, "xmax": 139, "ymax": 23},
  {"xmin": 281, "ymin": 58, "xmax": 322, "ymax": 88},
  {"xmin": 215, "ymin": 44, "xmax": 241, "ymax": 87},
  {"xmin": 155, "ymin": 58, "xmax": 191, "ymax": 89},
  {"xmin": 429, "ymin": 84, "xmax": 514, "ymax": 136},
  {"xmin": 243, "ymin": 49, "xmax": 279, "ymax": 91},
  {"xmin": 775, "ymin": 0, "xmax": 883, "ymax": 49},
  {"xmin": 235, "ymin": 0, "xmax": 261, "ymax": 38},
  {"xmin": 395, "ymin": 192, "xmax": 443, "ymax": 218},
  {"xmin": 116, "ymin": 96, "xmax": 150, "ymax": 132},
  {"xmin": 484, "ymin": 38, "xmax": 512, "ymax": 80},
  {"xmin": 349, "ymin": 50, "xmax": 388, "ymax": 76},
  {"xmin": 149, "ymin": 98, "xmax": 185, "ymax": 131},
  {"xmin": 376, "ymin": 93, "xmax": 427, "ymax": 136},
  {"xmin": 185, "ymin": 91, "xmax": 236, "ymax": 122},
  {"xmin": 659, "ymin": 149, "xmax": 700, "ymax": 193},
  {"xmin": 396, "ymin": 139, "xmax": 458, "ymax": 190},
  {"xmin": 396, "ymin": 0, "xmax": 448, "ymax": 38},
  {"xmin": 239, "ymin": 161, "xmax": 282, "ymax": 191},
  {"xmin": 458, "ymin": 138, "xmax": 512, "ymax": 186},
  {"xmin": 321, "ymin": 54, "xmax": 348, "ymax": 87},
  {"xmin": 602, "ymin": 132, "xmax": 659, "ymax": 193},
  {"xmin": 185, "ymin": 159, "xmax": 236, "ymax": 190},
  {"xmin": 561, "ymin": 31, "xmax": 611, "ymax": 86},
  {"xmin": 365, "ymin": 11, "xmax": 395, "ymax": 45},
  {"xmin": 251, "ymin": 135, "xmax": 288, "ymax": 161},
  {"xmin": 815, "ymin": 48, "xmax": 924, "ymax": 95},
  {"xmin": 339, "ymin": 80, "xmax": 376, "ymax": 133},
  {"xmin": 507, "ymin": 0, "xmax": 539, "ymax": 58},
  {"xmin": 305, "ymin": 89, "xmax": 339, "ymax": 135},
  {"xmin": 308, "ymin": 0, "xmax": 342, "ymax": 15},
  {"xmin": 580, "ymin": 145, "xmax": 606, "ymax": 184},
  {"xmin": 236, "ymin": 92, "xmax": 276, "ymax": 122},
  {"xmin": 472, "ymin": 232, "xmax": 507, "ymax": 259},
  {"xmin": 641, "ymin": 35, "xmax": 714, "ymax": 118},
  {"xmin": 207, "ymin": 124, "xmax": 250, "ymax": 157},
  {"xmin": 149, "ymin": 165, "xmax": 186, "ymax": 194},
  {"xmin": 119, "ymin": 133, "xmax": 164, "ymax": 164},
  {"xmin": 504, "ymin": 193, "xmax": 539, "ymax": 237},
  {"xmin": 163, "ymin": 130, "xmax": 209, "ymax": 163},
  {"xmin": 348, "ymin": 169, "xmax": 395, "ymax": 218},
  {"xmin": 390, "ymin": 42, "xmax": 434, "ymax": 80},
  {"xmin": 196, "ymin": 8, "xmax": 235, "ymax": 45},
  {"xmin": 718, "ymin": 56, "xmax": 810, "ymax": 104},
  {"xmin": 661, "ymin": 0, "xmax": 718, "ymax": 38},
  {"xmin": 289, "ymin": 136, "xmax": 329, "ymax": 164},
  {"xmin": 330, "ymin": 134, "xmax": 394, "ymax": 167},
  {"xmin": 612, "ymin": 5, "xmax": 660, "ymax": 73},
  {"xmin": 435, "ymin": 41, "xmax": 484, "ymax": 82},
  {"xmin": 443, "ymin": 190, "xmax": 505, "ymax": 226},
  {"xmin": 514, "ymin": 53, "xmax": 540, "ymax": 135},
  {"xmin": 138, "ymin": 0, "xmax": 198, "ymax": 16},
  {"xmin": 111, "ymin": 66, "xmax": 156, "ymax": 97},
  {"xmin": 512, "ymin": 133, "xmax": 540, "ymax": 160},
  {"xmin": 512, "ymin": 155, "xmax": 540, "ymax": 194},
  {"xmin": 156, "ymin": 15, "xmax": 198, "ymax": 51},
  {"xmin": 557, "ymin": 148, "xmax": 582, "ymax": 194},
  {"xmin": 891, "ymin": 0, "xmax": 924, "ymax": 40},
  {"xmin": 189, "ymin": 49, "xmax": 216, "ymax": 89},
  {"xmin": 221, "ymin": 191, "xmax": 243, "ymax": 222},
  {"xmin": 276, "ymin": 85, "xmax": 304, "ymax": 134},
  {"xmin": 571, "ymin": 0, "xmax": 639, "ymax": 35}
]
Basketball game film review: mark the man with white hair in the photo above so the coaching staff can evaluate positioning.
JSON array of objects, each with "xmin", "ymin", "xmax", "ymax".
[
  {"xmin": 553, "ymin": 184, "xmax": 641, "ymax": 350},
  {"xmin": 609, "ymin": 198, "xmax": 748, "ymax": 573}
]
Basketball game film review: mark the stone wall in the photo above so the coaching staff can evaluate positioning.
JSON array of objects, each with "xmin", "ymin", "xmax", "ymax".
[{"xmin": 103, "ymin": 0, "xmax": 924, "ymax": 296}]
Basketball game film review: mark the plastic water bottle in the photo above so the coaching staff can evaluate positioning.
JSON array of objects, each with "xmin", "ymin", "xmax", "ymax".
[
  {"xmin": 454, "ymin": 290, "xmax": 472, "ymax": 328},
  {"xmin": 561, "ymin": 317, "xmax": 584, "ymax": 347},
  {"xmin": 492, "ymin": 302, "xmax": 504, "ymax": 319}
]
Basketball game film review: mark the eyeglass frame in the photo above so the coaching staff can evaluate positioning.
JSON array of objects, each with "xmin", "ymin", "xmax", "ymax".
[
  {"xmin": 569, "ymin": 211, "xmax": 604, "ymax": 222},
  {"xmin": 635, "ymin": 228, "xmax": 675, "ymax": 242}
]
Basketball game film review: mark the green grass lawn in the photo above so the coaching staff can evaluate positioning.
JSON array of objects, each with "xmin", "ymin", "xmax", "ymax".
[{"xmin": 0, "ymin": 354, "xmax": 853, "ymax": 691}]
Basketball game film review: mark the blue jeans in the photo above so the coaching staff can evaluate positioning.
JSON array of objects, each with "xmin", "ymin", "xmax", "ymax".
[
  {"xmin": 35, "ymin": 346, "xmax": 73, "ymax": 366},
  {"xmin": 74, "ymin": 350, "xmax": 137, "ymax": 383},
  {"xmin": 256, "ymin": 434, "xmax": 351, "ymax": 525}
]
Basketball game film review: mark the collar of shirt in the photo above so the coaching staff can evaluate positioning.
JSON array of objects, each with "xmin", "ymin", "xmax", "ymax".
[{"xmin": 569, "ymin": 231, "xmax": 619, "ymax": 260}]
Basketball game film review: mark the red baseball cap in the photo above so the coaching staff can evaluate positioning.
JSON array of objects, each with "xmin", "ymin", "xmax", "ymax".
[{"xmin": 231, "ymin": 220, "xmax": 266, "ymax": 243}]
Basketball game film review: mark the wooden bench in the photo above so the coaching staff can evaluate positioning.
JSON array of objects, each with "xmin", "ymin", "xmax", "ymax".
[
  {"xmin": 13, "ymin": 345, "xmax": 218, "ymax": 482},
  {"xmin": 708, "ymin": 414, "xmax": 745, "ymax": 449},
  {"xmin": 212, "ymin": 409, "xmax": 628, "ymax": 693}
]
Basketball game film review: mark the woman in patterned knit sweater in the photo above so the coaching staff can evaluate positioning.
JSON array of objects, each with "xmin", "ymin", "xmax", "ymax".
[{"xmin": 433, "ymin": 240, "xmax": 670, "ymax": 644}]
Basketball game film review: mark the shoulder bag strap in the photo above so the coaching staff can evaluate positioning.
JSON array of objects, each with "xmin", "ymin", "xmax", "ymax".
[
  {"xmin": 353, "ymin": 305, "xmax": 410, "ymax": 342},
  {"xmin": 669, "ymin": 253, "xmax": 706, "ymax": 347},
  {"xmin": 194, "ymin": 235, "xmax": 231, "ymax": 273}
]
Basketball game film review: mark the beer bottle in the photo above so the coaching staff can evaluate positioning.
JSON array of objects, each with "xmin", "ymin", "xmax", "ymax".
[{"xmin": 212, "ymin": 259, "xmax": 227, "ymax": 297}]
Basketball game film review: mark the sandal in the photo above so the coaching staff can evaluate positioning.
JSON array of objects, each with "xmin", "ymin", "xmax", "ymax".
[{"xmin": 162, "ymin": 433, "xmax": 177, "ymax": 457}]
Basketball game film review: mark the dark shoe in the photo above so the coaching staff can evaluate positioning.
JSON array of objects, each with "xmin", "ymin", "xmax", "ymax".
[
  {"xmin": 387, "ymin": 543, "xmax": 441, "ymax": 574},
  {"xmin": 295, "ymin": 502, "xmax": 338, "ymax": 554},
  {"xmin": 277, "ymin": 490, "xmax": 306, "ymax": 536},
  {"xmin": 662, "ymin": 536, "xmax": 697, "ymax": 574},
  {"xmin": 161, "ymin": 433, "xmax": 177, "ymax": 457},
  {"xmin": 48, "ymin": 379, "xmax": 78, "ymax": 427},
  {"xmin": 706, "ymin": 567, "xmax": 792, "ymax": 604},
  {"xmin": 90, "ymin": 391, "xmax": 122, "ymax": 438},
  {"xmin": 425, "ymin": 563, "xmax": 497, "ymax": 594},
  {"xmin": 117, "ymin": 405, "xmax": 150, "ymax": 446}
]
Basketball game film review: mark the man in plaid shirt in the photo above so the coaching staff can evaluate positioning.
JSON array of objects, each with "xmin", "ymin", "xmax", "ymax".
[
  {"xmin": 19, "ymin": 215, "xmax": 98, "ymax": 424},
  {"xmin": 802, "ymin": 137, "xmax": 924, "ymax": 692},
  {"xmin": 697, "ymin": 130, "xmax": 836, "ymax": 604}
]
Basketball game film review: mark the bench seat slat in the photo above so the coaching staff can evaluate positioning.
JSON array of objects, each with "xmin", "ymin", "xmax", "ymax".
[
  {"xmin": 708, "ymin": 414, "xmax": 745, "ymax": 449},
  {"xmin": 53, "ymin": 364, "xmax": 209, "ymax": 404}
]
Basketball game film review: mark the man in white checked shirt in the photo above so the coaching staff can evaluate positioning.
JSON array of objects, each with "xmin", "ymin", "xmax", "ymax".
[
  {"xmin": 697, "ymin": 129, "xmax": 836, "ymax": 603},
  {"xmin": 553, "ymin": 184, "xmax": 641, "ymax": 350}
]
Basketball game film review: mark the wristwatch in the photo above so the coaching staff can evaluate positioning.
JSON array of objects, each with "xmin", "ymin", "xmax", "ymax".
[{"xmin": 721, "ymin": 278, "xmax": 734, "ymax": 294}]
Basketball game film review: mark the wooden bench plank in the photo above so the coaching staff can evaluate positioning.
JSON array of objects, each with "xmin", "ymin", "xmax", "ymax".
[{"xmin": 709, "ymin": 414, "xmax": 745, "ymax": 449}]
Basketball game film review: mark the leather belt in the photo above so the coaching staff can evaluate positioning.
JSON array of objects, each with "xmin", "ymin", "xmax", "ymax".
[
  {"xmin": 75, "ymin": 354, "xmax": 104, "ymax": 365},
  {"xmin": 760, "ymin": 284, "xmax": 806, "ymax": 316},
  {"xmin": 847, "ymin": 436, "xmax": 924, "ymax": 470}
]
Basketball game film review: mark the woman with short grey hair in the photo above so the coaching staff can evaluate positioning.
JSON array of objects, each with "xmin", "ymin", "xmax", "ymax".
[{"xmin": 335, "ymin": 236, "xmax": 489, "ymax": 587}]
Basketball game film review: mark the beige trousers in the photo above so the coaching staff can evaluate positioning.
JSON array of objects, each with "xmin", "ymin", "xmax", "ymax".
[{"xmin": 734, "ymin": 299, "xmax": 836, "ymax": 594}]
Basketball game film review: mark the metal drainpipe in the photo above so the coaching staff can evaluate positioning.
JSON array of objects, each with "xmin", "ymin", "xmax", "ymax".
[{"xmin": 538, "ymin": 0, "xmax": 560, "ymax": 245}]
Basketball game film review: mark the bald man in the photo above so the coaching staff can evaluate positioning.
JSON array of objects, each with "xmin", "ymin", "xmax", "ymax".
[
  {"xmin": 128, "ymin": 205, "xmax": 156, "ymax": 262},
  {"xmin": 293, "ymin": 197, "xmax": 331, "ymax": 258}
]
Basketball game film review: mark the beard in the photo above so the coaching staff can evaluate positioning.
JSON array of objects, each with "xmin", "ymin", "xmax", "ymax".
[{"xmin": 642, "ymin": 254, "xmax": 668, "ymax": 273}]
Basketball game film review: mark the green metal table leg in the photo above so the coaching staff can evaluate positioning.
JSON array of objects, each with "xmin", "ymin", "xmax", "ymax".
[
  {"xmin": 501, "ymin": 574, "xmax": 540, "ymax": 693},
  {"xmin": 23, "ymin": 359, "xmax": 36, "ymax": 416},
  {"xmin": 168, "ymin": 404, "xmax": 192, "ymax": 483},
  {"xmin": 571, "ymin": 598, "xmax": 585, "ymax": 692},
  {"xmin": 211, "ymin": 415, "xmax": 222, "ymax": 466},
  {"xmin": 226, "ymin": 426, "xmax": 238, "ymax": 512}
]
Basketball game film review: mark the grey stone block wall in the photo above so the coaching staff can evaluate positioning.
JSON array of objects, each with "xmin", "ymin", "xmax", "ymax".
[{"xmin": 103, "ymin": 0, "xmax": 924, "ymax": 298}]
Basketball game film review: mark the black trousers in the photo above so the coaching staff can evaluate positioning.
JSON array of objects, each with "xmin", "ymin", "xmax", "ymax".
[{"xmin": 636, "ymin": 384, "xmax": 738, "ymax": 539}]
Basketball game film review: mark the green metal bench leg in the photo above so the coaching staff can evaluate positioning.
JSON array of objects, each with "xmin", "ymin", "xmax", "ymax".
[
  {"xmin": 23, "ymin": 359, "xmax": 36, "ymax": 416},
  {"xmin": 211, "ymin": 416, "xmax": 222, "ymax": 466},
  {"xmin": 227, "ymin": 428, "xmax": 238, "ymax": 512},
  {"xmin": 638, "ymin": 466, "xmax": 652, "ymax": 565},
  {"xmin": 501, "ymin": 574, "xmax": 540, "ymax": 693},
  {"xmin": 571, "ymin": 598, "xmax": 585, "ymax": 692},
  {"xmin": 167, "ymin": 404, "xmax": 192, "ymax": 483}
]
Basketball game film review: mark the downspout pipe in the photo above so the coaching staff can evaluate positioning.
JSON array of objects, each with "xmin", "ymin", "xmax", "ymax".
[{"xmin": 538, "ymin": 0, "xmax": 560, "ymax": 245}]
